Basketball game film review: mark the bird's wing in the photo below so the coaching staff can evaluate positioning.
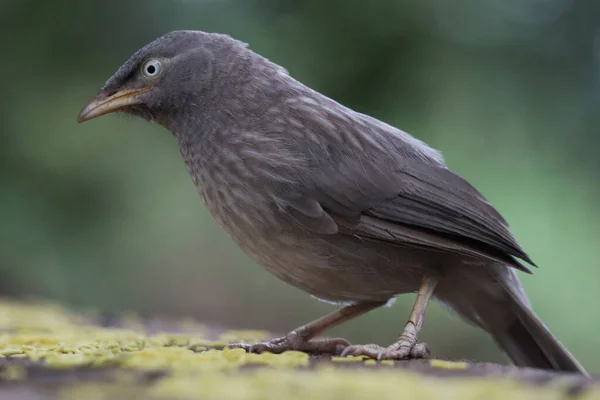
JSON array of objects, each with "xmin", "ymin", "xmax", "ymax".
[{"xmin": 279, "ymin": 96, "xmax": 534, "ymax": 272}]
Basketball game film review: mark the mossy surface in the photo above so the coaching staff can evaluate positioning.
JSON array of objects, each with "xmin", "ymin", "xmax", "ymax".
[{"xmin": 0, "ymin": 300, "xmax": 595, "ymax": 399}]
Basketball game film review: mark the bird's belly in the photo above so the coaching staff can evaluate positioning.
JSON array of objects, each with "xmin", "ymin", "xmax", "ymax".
[
  {"xmin": 233, "ymin": 226, "xmax": 435, "ymax": 303},
  {"xmin": 205, "ymin": 196, "xmax": 443, "ymax": 302}
]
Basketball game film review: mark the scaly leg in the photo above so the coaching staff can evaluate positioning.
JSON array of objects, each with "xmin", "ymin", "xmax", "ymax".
[
  {"xmin": 228, "ymin": 300, "xmax": 386, "ymax": 355},
  {"xmin": 342, "ymin": 277, "xmax": 438, "ymax": 360}
]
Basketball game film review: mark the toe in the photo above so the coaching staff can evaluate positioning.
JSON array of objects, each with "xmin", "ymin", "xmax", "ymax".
[
  {"xmin": 303, "ymin": 337, "xmax": 351, "ymax": 355},
  {"xmin": 228, "ymin": 336, "xmax": 354, "ymax": 356},
  {"xmin": 227, "ymin": 336, "xmax": 289, "ymax": 354},
  {"xmin": 249, "ymin": 340, "xmax": 288, "ymax": 354},
  {"xmin": 410, "ymin": 342, "xmax": 430, "ymax": 359},
  {"xmin": 341, "ymin": 344, "xmax": 383, "ymax": 359},
  {"xmin": 378, "ymin": 342, "xmax": 430, "ymax": 360},
  {"xmin": 248, "ymin": 343, "xmax": 269, "ymax": 353},
  {"xmin": 330, "ymin": 338, "xmax": 352, "ymax": 355},
  {"xmin": 377, "ymin": 345, "xmax": 411, "ymax": 360},
  {"xmin": 226, "ymin": 342, "xmax": 251, "ymax": 351}
]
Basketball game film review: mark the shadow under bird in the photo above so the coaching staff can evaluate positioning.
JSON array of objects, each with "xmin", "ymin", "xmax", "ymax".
[{"xmin": 78, "ymin": 30, "xmax": 588, "ymax": 375}]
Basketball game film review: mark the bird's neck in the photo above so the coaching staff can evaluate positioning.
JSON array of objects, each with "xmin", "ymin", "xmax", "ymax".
[{"xmin": 164, "ymin": 52, "xmax": 307, "ymax": 212}]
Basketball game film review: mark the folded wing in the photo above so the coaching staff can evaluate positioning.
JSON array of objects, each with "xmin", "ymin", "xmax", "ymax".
[{"xmin": 279, "ymin": 96, "xmax": 534, "ymax": 273}]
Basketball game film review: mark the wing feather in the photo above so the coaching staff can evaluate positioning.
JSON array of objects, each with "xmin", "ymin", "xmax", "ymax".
[{"xmin": 276, "ymin": 95, "xmax": 534, "ymax": 272}]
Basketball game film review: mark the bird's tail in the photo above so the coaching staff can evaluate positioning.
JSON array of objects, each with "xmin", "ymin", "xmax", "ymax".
[
  {"xmin": 439, "ymin": 267, "xmax": 588, "ymax": 376},
  {"xmin": 489, "ymin": 285, "xmax": 588, "ymax": 375}
]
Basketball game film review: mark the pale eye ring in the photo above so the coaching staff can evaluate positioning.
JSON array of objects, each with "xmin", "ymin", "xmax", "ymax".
[{"xmin": 142, "ymin": 59, "xmax": 162, "ymax": 78}]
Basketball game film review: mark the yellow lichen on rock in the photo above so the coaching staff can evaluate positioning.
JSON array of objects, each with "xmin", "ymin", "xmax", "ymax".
[
  {"xmin": 429, "ymin": 359, "xmax": 469, "ymax": 370},
  {"xmin": 0, "ymin": 299, "xmax": 309, "ymax": 373},
  {"xmin": 116, "ymin": 346, "xmax": 309, "ymax": 372},
  {"xmin": 59, "ymin": 368, "xmax": 592, "ymax": 400},
  {"xmin": 0, "ymin": 299, "xmax": 596, "ymax": 400}
]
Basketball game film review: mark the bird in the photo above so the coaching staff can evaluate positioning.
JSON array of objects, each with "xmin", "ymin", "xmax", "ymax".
[{"xmin": 77, "ymin": 30, "xmax": 588, "ymax": 375}]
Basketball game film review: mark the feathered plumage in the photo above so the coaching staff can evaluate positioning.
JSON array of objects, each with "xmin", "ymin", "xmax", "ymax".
[{"xmin": 78, "ymin": 30, "xmax": 587, "ymax": 375}]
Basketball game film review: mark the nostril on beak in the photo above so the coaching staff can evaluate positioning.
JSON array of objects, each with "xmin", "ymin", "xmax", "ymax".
[{"xmin": 104, "ymin": 88, "xmax": 118, "ymax": 98}]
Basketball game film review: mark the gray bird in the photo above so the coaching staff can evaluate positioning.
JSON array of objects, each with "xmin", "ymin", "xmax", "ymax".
[{"xmin": 78, "ymin": 30, "xmax": 587, "ymax": 375}]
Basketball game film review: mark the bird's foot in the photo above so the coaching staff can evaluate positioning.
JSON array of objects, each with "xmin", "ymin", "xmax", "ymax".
[
  {"xmin": 228, "ymin": 331, "xmax": 350, "ymax": 355},
  {"xmin": 341, "ymin": 340, "xmax": 429, "ymax": 360}
]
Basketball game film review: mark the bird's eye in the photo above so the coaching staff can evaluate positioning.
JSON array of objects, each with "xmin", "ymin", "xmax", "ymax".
[{"xmin": 142, "ymin": 59, "xmax": 162, "ymax": 78}]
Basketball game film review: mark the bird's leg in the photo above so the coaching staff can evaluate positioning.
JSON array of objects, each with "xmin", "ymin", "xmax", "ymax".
[
  {"xmin": 228, "ymin": 301, "xmax": 386, "ymax": 355},
  {"xmin": 342, "ymin": 276, "xmax": 438, "ymax": 360}
]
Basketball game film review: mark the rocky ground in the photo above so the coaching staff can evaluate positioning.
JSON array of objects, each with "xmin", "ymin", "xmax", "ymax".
[{"xmin": 0, "ymin": 300, "xmax": 595, "ymax": 400}]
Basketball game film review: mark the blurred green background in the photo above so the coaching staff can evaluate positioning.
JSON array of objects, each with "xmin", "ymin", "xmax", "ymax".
[{"xmin": 1, "ymin": 0, "xmax": 599, "ymax": 372}]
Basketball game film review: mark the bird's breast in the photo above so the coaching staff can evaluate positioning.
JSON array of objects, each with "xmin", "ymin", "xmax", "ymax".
[{"xmin": 176, "ymin": 129, "xmax": 426, "ymax": 302}]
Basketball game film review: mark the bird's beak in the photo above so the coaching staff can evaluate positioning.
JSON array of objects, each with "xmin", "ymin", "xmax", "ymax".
[{"xmin": 77, "ymin": 87, "xmax": 151, "ymax": 123}]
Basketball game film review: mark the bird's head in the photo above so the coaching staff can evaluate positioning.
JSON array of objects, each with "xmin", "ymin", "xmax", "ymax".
[{"xmin": 77, "ymin": 30, "xmax": 249, "ymax": 126}]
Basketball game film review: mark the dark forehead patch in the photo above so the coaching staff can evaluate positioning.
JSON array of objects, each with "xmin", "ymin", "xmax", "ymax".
[{"xmin": 102, "ymin": 30, "xmax": 244, "ymax": 90}]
